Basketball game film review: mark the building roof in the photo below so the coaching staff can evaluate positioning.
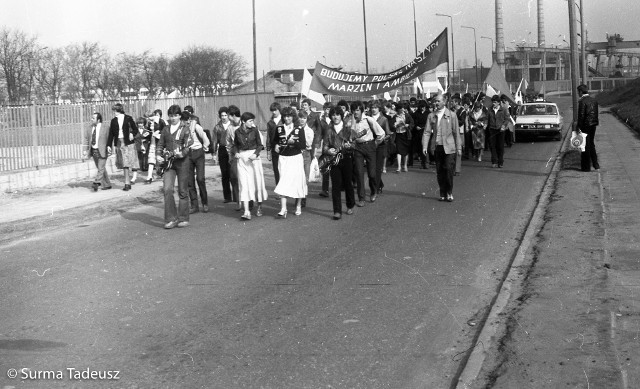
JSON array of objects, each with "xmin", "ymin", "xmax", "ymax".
[{"xmin": 233, "ymin": 68, "xmax": 315, "ymax": 95}]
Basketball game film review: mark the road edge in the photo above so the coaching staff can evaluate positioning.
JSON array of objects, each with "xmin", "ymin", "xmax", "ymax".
[{"xmin": 453, "ymin": 127, "xmax": 571, "ymax": 389}]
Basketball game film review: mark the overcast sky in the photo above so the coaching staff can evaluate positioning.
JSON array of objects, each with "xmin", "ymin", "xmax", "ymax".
[{"xmin": 1, "ymin": 0, "xmax": 638, "ymax": 75}]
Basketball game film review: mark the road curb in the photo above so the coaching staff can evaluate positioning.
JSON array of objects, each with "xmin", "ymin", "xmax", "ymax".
[{"xmin": 454, "ymin": 125, "xmax": 571, "ymax": 388}]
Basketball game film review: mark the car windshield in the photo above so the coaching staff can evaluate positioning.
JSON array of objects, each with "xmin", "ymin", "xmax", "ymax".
[{"xmin": 519, "ymin": 104, "xmax": 558, "ymax": 116}]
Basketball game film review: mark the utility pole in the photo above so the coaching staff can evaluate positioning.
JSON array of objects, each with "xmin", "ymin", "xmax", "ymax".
[
  {"xmin": 579, "ymin": 0, "xmax": 587, "ymax": 83},
  {"xmin": 462, "ymin": 26, "xmax": 479, "ymax": 92},
  {"xmin": 252, "ymin": 0, "xmax": 258, "ymax": 93},
  {"xmin": 568, "ymin": 0, "xmax": 580, "ymax": 126}
]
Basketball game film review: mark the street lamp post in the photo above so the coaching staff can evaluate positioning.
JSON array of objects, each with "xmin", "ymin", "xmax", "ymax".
[
  {"xmin": 412, "ymin": 0, "xmax": 418, "ymax": 56},
  {"xmin": 481, "ymin": 36, "xmax": 494, "ymax": 62},
  {"xmin": 362, "ymin": 0, "xmax": 369, "ymax": 73},
  {"xmin": 436, "ymin": 13, "xmax": 454, "ymax": 91},
  {"xmin": 461, "ymin": 25, "xmax": 479, "ymax": 93}
]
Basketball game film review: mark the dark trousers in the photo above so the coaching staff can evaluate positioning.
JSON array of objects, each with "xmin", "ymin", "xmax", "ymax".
[
  {"xmin": 580, "ymin": 125, "xmax": 599, "ymax": 171},
  {"xmin": 321, "ymin": 169, "xmax": 330, "ymax": 192},
  {"xmin": 91, "ymin": 149, "xmax": 111, "ymax": 187},
  {"xmin": 218, "ymin": 145, "xmax": 233, "ymax": 201},
  {"xmin": 188, "ymin": 148, "xmax": 207, "ymax": 208},
  {"xmin": 230, "ymin": 159, "xmax": 239, "ymax": 204},
  {"xmin": 330, "ymin": 154, "xmax": 355, "ymax": 214},
  {"xmin": 163, "ymin": 158, "xmax": 190, "ymax": 223},
  {"xmin": 434, "ymin": 145, "xmax": 456, "ymax": 197},
  {"xmin": 138, "ymin": 149, "xmax": 149, "ymax": 171},
  {"xmin": 271, "ymin": 151, "xmax": 280, "ymax": 185},
  {"xmin": 488, "ymin": 128, "xmax": 505, "ymax": 165},
  {"xmin": 409, "ymin": 129, "xmax": 427, "ymax": 166},
  {"xmin": 354, "ymin": 141, "xmax": 377, "ymax": 200},
  {"xmin": 374, "ymin": 142, "xmax": 386, "ymax": 192},
  {"xmin": 426, "ymin": 133, "xmax": 435, "ymax": 164},
  {"xmin": 464, "ymin": 131, "xmax": 473, "ymax": 157},
  {"xmin": 505, "ymin": 129, "xmax": 514, "ymax": 147}
]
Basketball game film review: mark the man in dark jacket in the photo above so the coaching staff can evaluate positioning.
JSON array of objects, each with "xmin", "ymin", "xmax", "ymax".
[{"xmin": 577, "ymin": 84, "xmax": 600, "ymax": 172}]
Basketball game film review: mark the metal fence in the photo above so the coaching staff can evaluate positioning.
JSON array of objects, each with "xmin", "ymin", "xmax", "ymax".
[{"xmin": 0, "ymin": 92, "xmax": 276, "ymax": 172}]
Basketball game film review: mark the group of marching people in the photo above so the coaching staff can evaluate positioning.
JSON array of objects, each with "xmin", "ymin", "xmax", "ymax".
[{"xmin": 86, "ymin": 94, "xmax": 515, "ymax": 228}]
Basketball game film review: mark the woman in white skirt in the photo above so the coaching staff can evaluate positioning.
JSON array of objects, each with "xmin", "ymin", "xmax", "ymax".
[
  {"xmin": 274, "ymin": 107, "xmax": 307, "ymax": 218},
  {"xmin": 232, "ymin": 112, "xmax": 268, "ymax": 220}
]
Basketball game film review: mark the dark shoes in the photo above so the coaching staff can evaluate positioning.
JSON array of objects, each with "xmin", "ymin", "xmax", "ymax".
[
  {"xmin": 123, "ymin": 184, "xmax": 131, "ymax": 191},
  {"xmin": 91, "ymin": 183, "xmax": 99, "ymax": 192},
  {"xmin": 319, "ymin": 191, "xmax": 329, "ymax": 197},
  {"xmin": 101, "ymin": 186, "xmax": 112, "ymax": 190}
]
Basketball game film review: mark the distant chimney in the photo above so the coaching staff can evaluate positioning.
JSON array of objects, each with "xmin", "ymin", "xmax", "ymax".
[
  {"xmin": 495, "ymin": 0, "xmax": 505, "ymax": 71},
  {"xmin": 538, "ymin": 0, "xmax": 545, "ymax": 47}
]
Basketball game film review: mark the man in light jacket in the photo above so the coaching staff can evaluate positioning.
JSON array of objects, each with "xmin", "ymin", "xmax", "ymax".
[{"xmin": 422, "ymin": 93, "xmax": 461, "ymax": 202}]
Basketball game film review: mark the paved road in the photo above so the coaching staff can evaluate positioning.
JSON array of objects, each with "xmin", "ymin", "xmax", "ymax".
[{"xmin": 0, "ymin": 99, "xmax": 570, "ymax": 388}]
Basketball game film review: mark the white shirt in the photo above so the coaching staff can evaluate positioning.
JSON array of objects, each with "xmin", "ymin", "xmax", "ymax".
[
  {"xmin": 116, "ymin": 113, "xmax": 124, "ymax": 139},
  {"xmin": 435, "ymin": 109, "xmax": 445, "ymax": 145},
  {"xmin": 283, "ymin": 123, "xmax": 294, "ymax": 136},
  {"xmin": 334, "ymin": 121, "xmax": 344, "ymax": 134},
  {"xmin": 303, "ymin": 125, "xmax": 314, "ymax": 149}
]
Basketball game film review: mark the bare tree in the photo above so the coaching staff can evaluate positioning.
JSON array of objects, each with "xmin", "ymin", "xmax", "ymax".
[
  {"xmin": 153, "ymin": 54, "xmax": 173, "ymax": 96},
  {"xmin": 169, "ymin": 46, "xmax": 249, "ymax": 96},
  {"xmin": 139, "ymin": 50, "xmax": 165, "ymax": 98},
  {"xmin": 94, "ymin": 55, "xmax": 120, "ymax": 101},
  {"xmin": 64, "ymin": 42, "xmax": 107, "ymax": 101},
  {"xmin": 34, "ymin": 47, "xmax": 66, "ymax": 103},
  {"xmin": 222, "ymin": 50, "xmax": 249, "ymax": 92},
  {"xmin": 0, "ymin": 28, "xmax": 250, "ymax": 102},
  {"xmin": 116, "ymin": 52, "xmax": 144, "ymax": 98},
  {"xmin": 0, "ymin": 28, "xmax": 38, "ymax": 103}
]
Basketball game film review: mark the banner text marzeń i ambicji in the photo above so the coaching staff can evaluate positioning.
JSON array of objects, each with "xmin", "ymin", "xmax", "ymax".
[{"xmin": 309, "ymin": 28, "xmax": 448, "ymax": 97}]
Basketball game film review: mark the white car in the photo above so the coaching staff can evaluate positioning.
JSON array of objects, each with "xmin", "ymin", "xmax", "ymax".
[{"xmin": 514, "ymin": 102, "xmax": 563, "ymax": 141}]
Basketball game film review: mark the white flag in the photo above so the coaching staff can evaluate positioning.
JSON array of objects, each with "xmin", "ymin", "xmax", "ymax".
[
  {"xmin": 486, "ymin": 84, "xmax": 499, "ymax": 97},
  {"xmin": 302, "ymin": 69, "xmax": 326, "ymax": 105}
]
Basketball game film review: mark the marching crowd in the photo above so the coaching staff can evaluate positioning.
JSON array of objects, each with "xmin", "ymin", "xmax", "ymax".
[{"xmin": 83, "ymin": 93, "xmax": 517, "ymax": 229}]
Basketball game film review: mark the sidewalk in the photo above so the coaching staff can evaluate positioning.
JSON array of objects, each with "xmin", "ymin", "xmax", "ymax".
[
  {"xmin": 0, "ymin": 157, "xmax": 224, "ymax": 244},
  {"xmin": 472, "ymin": 108, "xmax": 640, "ymax": 387}
]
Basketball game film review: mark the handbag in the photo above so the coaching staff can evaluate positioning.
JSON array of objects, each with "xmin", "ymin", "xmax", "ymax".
[{"xmin": 309, "ymin": 157, "xmax": 321, "ymax": 182}]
